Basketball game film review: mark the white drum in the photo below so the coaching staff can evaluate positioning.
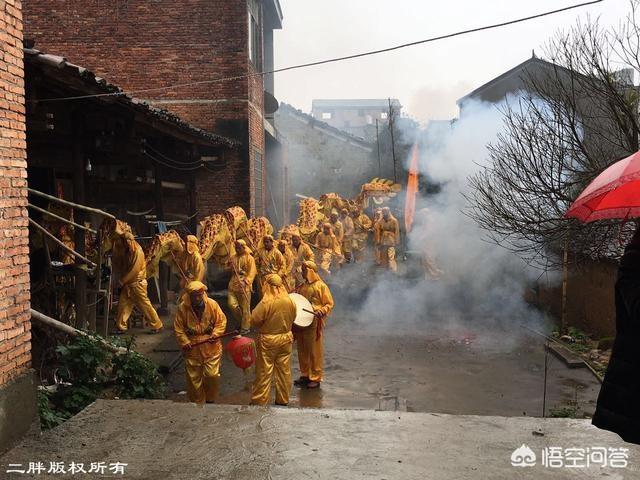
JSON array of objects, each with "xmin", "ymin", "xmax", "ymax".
[{"xmin": 289, "ymin": 293, "xmax": 315, "ymax": 328}]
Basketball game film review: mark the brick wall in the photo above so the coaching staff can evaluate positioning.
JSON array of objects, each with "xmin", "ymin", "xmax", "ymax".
[
  {"xmin": 24, "ymin": 0, "xmax": 266, "ymax": 215},
  {"xmin": 0, "ymin": 0, "xmax": 31, "ymax": 387}
]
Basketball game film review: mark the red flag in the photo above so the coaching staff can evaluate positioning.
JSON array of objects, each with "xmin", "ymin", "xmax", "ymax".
[{"xmin": 404, "ymin": 143, "xmax": 419, "ymax": 232}]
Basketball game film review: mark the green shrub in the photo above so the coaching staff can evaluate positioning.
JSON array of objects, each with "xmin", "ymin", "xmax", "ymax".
[
  {"xmin": 37, "ymin": 333, "xmax": 166, "ymax": 429},
  {"xmin": 112, "ymin": 337, "xmax": 165, "ymax": 399},
  {"xmin": 37, "ymin": 390, "xmax": 68, "ymax": 430}
]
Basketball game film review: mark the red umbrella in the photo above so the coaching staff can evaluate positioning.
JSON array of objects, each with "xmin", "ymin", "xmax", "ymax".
[{"xmin": 565, "ymin": 150, "xmax": 640, "ymax": 222}]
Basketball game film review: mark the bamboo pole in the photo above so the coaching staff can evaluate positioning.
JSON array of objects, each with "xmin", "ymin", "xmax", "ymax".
[
  {"xmin": 28, "ymin": 188, "xmax": 115, "ymax": 219},
  {"xmin": 31, "ymin": 309, "xmax": 126, "ymax": 355},
  {"xmin": 28, "ymin": 203, "xmax": 97, "ymax": 234},
  {"xmin": 29, "ymin": 218, "xmax": 97, "ymax": 268}
]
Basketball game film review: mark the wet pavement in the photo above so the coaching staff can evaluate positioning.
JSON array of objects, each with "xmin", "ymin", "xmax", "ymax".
[
  {"xmin": 3, "ymin": 400, "xmax": 638, "ymax": 479},
  {"xmin": 166, "ymin": 301, "xmax": 601, "ymax": 418}
]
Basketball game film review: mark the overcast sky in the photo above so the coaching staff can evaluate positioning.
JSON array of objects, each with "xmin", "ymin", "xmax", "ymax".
[{"xmin": 273, "ymin": 0, "xmax": 629, "ymax": 123}]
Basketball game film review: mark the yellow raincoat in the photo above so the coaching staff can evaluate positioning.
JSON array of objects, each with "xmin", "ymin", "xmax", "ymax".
[
  {"xmin": 174, "ymin": 281, "xmax": 227, "ymax": 403},
  {"xmin": 227, "ymin": 240, "xmax": 257, "ymax": 331},
  {"xmin": 375, "ymin": 210, "xmax": 400, "ymax": 272},
  {"xmin": 296, "ymin": 262, "xmax": 334, "ymax": 383},
  {"xmin": 178, "ymin": 235, "xmax": 206, "ymax": 288},
  {"xmin": 315, "ymin": 225, "xmax": 342, "ymax": 275},
  {"xmin": 251, "ymin": 274, "xmax": 296, "ymax": 405},
  {"xmin": 330, "ymin": 218, "xmax": 344, "ymax": 244},
  {"xmin": 340, "ymin": 213, "xmax": 354, "ymax": 258},
  {"xmin": 113, "ymin": 233, "xmax": 163, "ymax": 332},
  {"xmin": 352, "ymin": 212, "xmax": 372, "ymax": 262},
  {"xmin": 292, "ymin": 239, "xmax": 315, "ymax": 286},
  {"xmin": 256, "ymin": 236, "xmax": 286, "ymax": 295}
]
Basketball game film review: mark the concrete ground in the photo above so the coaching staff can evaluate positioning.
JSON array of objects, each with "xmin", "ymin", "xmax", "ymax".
[
  {"xmin": 163, "ymin": 297, "xmax": 601, "ymax": 417},
  {"xmin": 116, "ymin": 261, "xmax": 602, "ymax": 417},
  {"xmin": 2, "ymin": 264, "xmax": 631, "ymax": 479},
  {"xmin": 3, "ymin": 400, "xmax": 639, "ymax": 479}
]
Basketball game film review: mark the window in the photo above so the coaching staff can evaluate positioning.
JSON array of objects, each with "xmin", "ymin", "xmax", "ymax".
[
  {"xmin": 254, "ymin": 150, "xmax": 263, "ymax": 216},
  {"xmin": 321, "ymin": 112, "xmax": 332, "ymax": 120},
  {"xmin": 380, "ymin": 112, "xmax": 388, "ymax": 119},
  {"xmin": 248, "ymin": 3, "xmax": 262, "ymax": 69},
  {"xmin": 366, "ymin": 115, "xmax": 373, "ymax": 125}
]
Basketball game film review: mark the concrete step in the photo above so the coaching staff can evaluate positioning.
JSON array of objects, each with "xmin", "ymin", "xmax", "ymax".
[
  {"xmin": 546, "ymin": 343, "xmax": 586, "ymax": 369},
  {"xmin": 3, "ymin": 400, "xmax": 639, "ymax": 479}
]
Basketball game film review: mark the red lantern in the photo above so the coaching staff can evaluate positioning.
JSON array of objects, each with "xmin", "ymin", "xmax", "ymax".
[{"xmin": 225, "ymin": 335, "xmax": 256, "ymax": 370}]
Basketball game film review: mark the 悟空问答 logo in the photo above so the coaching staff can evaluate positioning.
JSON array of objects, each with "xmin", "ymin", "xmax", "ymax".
[{"xmin": 511, "ymin": 444, "xmax": 537, "ymax": 467}]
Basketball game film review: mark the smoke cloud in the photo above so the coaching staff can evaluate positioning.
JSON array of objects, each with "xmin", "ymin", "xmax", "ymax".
[{"xmin": 332, "ymin": 97, "xmax": 551, "ymax": 349}]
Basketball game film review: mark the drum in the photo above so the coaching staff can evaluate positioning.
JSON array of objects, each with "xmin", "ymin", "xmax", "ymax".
[{"xmin": 289, "ymin": 292, "xmax": 315, "ymax": 328}]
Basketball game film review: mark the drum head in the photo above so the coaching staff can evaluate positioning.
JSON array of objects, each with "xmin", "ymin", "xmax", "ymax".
[{"xmin": 289, "ymin": 293, "xmax": 314, "ymax": 327}]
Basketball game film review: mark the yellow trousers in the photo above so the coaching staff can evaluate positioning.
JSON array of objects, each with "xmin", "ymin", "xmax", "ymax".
[
  {"xmin": 184, "ymin": 351, "xmax": 222, "ymax": 404},
  {"xmin": 252, "ymin": 333, "xmax": 293, "ymax": 405},
  {"xmin": 379, "ymin": 246, "xmax": 397, "ymax": 272},
  {"xmin": 296, "ymin": 319, "xmax": 323, "ymax": 383},
  {"xmin": 228, "ymin": 289, "xmax": 252, "ymax": 331},
  {"xmin": 116, "ymin": 279, "xmax": 163, "ymax": 331}
]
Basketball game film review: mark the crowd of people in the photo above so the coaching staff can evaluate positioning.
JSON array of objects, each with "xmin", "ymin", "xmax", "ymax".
[{"xmin": 103, "ymin": 203, "xmax": 403, "ymax": 406}]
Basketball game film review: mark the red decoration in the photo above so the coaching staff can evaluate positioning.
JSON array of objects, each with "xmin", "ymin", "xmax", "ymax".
[{"xmin": 225, "ymin": 335, "xmax": 256, "ymax": 370}]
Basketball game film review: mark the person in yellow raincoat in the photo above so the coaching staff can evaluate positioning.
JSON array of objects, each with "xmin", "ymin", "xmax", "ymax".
[
  {"xmin": 250, "ymin": 274, "xmax": 296, "ymax": 405},
  {"xmin": 315, "ymin": 223, "xmax": 342, "ymax": 275},
  {"xmin": 277, "ymin": 239, "xmax": 295, "ymax": 292},
  {"xmin": 177, "ymin": 235, "xmax": 206, "ymax": 287},
  {"xmin": 329, "ymin": 210, "xmax": 344, "ymax": 245},
  {"xmin": 256, "ymin": 234, "xmax": 286, "ymax": 296},
  {"xmin": 113, "ymin": 231, "xmax": 164, "ymax": 334},
  {"xmin": 174, "ymin": 280, "xmax": 227, "ymax": 404},
  {"xmin": 291, "ymin": 232, "xmax": 315, "ymax": 287},
  {"xmin": 294, "ymin": 261, "xmax": 334, "ymax": 389},
  {"xmin": 227, "ymin": 239, "xmax": 257, "ymax": 335},
  {"xmin": 339, "ymin": 208, "xmax": 354, "ymax": 264},
  {"xmin": 375, "ymin": 207, "xmax": 400, "ymax": 272},
  {"xmin": 351, "ymin": 208, "xmax": 372, "ymax": 263}
]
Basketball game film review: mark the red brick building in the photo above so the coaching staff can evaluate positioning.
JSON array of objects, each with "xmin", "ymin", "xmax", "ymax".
[
  {"xmin": 0, "ymin": 0, "xmax": 36, "ymax": 454},
  {"xmin": 23, "ymin": 0, "xmax": 284, "ymax": 218}
]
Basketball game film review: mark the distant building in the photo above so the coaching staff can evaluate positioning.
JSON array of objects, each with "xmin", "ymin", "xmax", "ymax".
[
  {"xmin": 276, "ymin": 103, "xmax": 376, "ymax": 214},
  {"xmin": 311, "ymin": 99, "xmax": 401, "ymax": 141},
  {"xmin": 456, "ymin": 56, "xmax": 551, "ymax": 115}
]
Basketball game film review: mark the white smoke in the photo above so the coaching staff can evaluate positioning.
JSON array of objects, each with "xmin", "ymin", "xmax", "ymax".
[{"xmin": 336, "ymin": 97, "xmax": 551, "ymax": 348}]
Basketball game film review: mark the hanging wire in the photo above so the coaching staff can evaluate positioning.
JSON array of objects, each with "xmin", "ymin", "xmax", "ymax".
[
  {"xmin": 32, "ymin": 0, "xmax": 603, "ymax": 103},
  {"xmin": 144, "ymin": 143, "xmax": 205, "ymax": 167},
  {"xmin": 144, "ymin": 151, "xmax": 204, "ymax": 171}
]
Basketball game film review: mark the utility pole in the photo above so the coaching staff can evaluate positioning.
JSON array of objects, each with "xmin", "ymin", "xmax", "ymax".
[
  {"xmin": 388, "ymin": 97, "xmax": 397, "ymax": 183},
  {"xmin": 375, "ymin": 118, "xmax": 382, "ymax": 177}
]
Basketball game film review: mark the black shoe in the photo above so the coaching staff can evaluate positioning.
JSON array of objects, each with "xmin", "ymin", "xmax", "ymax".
[
  {"xmin": 306, "ymin": 381, "xmax": 320, "ymax": 389},
  {"xmin": 294, "ymin": 376, "xmax": 310, "ymax": 387}
]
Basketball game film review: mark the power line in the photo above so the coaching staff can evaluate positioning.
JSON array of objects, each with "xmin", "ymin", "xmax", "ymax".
[
  {"xmin": 144, "ymin": 143, "xmax": 204, "ymax": 166},
  {"xmin": 144, "ymin": 151, "xmax": 204, "ymax": 171},
  {"xmin": 34, "ymin": 0, "xmax": 603, "ymax": 103}
]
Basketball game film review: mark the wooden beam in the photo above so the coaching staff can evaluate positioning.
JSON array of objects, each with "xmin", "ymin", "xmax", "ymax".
[
  {"xmin": 31, "ymin": 309, "xmax": 126, "ymax": 355},
  {"xmin": 28, "ymin": 188, "xmax": 115, "ymax": 219},
  {"xmin": 28, "ymin": 203, "xmax": 97, "ymax": 234},
  {"xmin": 29, "ymin": 218, "xmax": 96, "ymax": 267}
]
